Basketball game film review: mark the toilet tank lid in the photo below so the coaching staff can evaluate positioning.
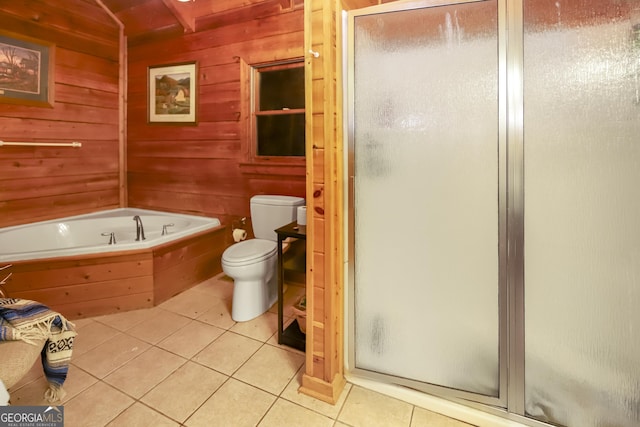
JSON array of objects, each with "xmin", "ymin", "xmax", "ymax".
[{"xmin": 251, "ymin": 195, "xmax": 305, "ymax": 206}]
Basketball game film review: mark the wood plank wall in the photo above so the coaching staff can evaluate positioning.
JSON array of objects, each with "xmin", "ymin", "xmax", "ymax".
[
  {"xmin": 0, "ymin": 0, "xmax": 307, "ymax": 233},
  {"xmin": 126, "ymin": 0, "xmax": 306, "ymax": 227},
  {"xmin": 0, "ymin": 0, "xmax": 388, "ymax": 407},
  {"xmin": 0, "ymin": 1, "xmax": 121, "ymax": 228}
]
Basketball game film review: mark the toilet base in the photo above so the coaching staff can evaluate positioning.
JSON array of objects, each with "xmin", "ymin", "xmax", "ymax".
[{"xmin": 231, "ymin": 273, "xmax": 277, "ymax": 322}]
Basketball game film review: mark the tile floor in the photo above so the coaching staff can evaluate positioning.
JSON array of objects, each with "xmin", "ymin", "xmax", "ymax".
[{"xmin": 7, "ymin": 273, "xmax": 475, "ymax": 427}]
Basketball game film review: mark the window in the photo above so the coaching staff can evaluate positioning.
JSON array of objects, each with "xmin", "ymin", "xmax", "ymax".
[{"xmin": 252, "ymin": 61, "xmax": 305, "ymax": 158}]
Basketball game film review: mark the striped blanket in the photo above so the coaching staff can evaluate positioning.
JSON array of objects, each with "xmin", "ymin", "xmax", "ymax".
[{"xmin": 0, "ymin": 298, "xmax": 76, "ymax": 402}]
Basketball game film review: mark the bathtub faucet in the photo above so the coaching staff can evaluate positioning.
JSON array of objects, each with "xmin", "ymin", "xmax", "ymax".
[
  {"xmin": 101, "ymin": 232, "xmax": 116, "ymax": 245},
  {"xmin": 162, "ymin": 223, "xmax": 175, "ymax": 236},
  {"xmin": 133, "ymin": 215, "xmax": 146, "ymax": 241}
]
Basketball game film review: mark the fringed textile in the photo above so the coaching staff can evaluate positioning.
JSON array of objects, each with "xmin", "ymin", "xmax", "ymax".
[{"xmin": 0, "ymin": 298, "xmax": 76, "ymax": 402}]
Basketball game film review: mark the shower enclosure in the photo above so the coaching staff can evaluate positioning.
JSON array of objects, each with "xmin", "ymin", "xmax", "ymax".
[{"xmin": 346, "ymin": 0, "xmax": 640, "ymax": 425}]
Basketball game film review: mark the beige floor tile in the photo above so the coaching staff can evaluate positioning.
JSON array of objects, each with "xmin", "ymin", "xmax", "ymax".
[
  {"xmin": 126, "ymin": 310, "xmax": 191, "ymax": 344},
  {"xmin": 196, "ymin": 298, "xmax": 236, "ymax": 330},
  {"xmin": 104, "ymin": 346, "xmax": 186, "ymax": 399},
  {"xmin": 411, "ymin": 407, "xmax": 476, "ymax": 427},
  {"xmin": 281, "ymin": 366, "xmax": 351, "ymax": 419},
  {"xmin": 159, "ymin": 287, "xmax": 219, "ymax": 319},
  {"xmin": 141, "ymin": 361, "xmax": 227, "ymax": 423},
  {"xmin": 106, "ymin": 402, "xmax": 180, "ymax": 427},
  {"xmin": 258, "ymin": 398, "xmax": 334, "ymax": 427},
  {"xmin": 71, "ymin": 321, "xmax": 121, "ymax": 356},
  {"xmin": 185, "ymin": 378, "xmax": 276, "ymax": 427},
  {"xmin": 338, "ymin": 385, "xmax": 413, "ymax": 427},
  {"xmin": 158, "ymin": 319, "xmax": 224, "ymax": 359},
  {"xmin": 10, "ymin": 366, "xmax": 98, "ymax": 406},
  {"xmin": 71, "ymin": 317, "xmax": 96, "ymax": 330},
  {"xmin": 191, "ymin": 274, "xmax": 234, "ymax": 300},
  {"xmin": 94, "ymin": 306, "xmax": 161, "ymax": 332},
  {"xmin": 7, "ymin": 276, "xmax": 497, "ymax": 427},
  {"xmin": 11, "ymin": 365, "xmax": 98, "ymax": 406},
  {"xmin": 192, "ymin": 331, "xmax": 262, "ymax": 376},
  {"xmin": 64, "ymin": 381, "xmax": 134, "ymax": 427},
  {"xmin": 57, "ymin": 366, "xmax": 100, "ymax": 403},
  {"xmin": 6, "ymin": 376, "xmax": 49, "ymax": 406},
  {"xmin": 72, "ymin": 333, "xmax": 150, "ymax": 379},
  {"xmin": 233, "ymin": 344, "xmax": 305, "ymax": 395},
  {"xmin": 230, "ymin": 311, "xmax": 279, "ymax": 342},
  {"xmin": 5, "ymin": 366, "xmax": 98, "ymax": 406}
]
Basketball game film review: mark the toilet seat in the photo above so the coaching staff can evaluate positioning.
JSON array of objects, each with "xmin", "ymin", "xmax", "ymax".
[{"xmin": 222, "ymin": 239, "xmax": 277, "ymax": 267}]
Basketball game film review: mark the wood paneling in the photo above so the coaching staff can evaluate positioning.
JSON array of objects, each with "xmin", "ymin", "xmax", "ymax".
[
  {"xmin": 0, "ymin": 0, "xmax": 119, "ymax": 60},
  {"xmin": 0, "ymin": 0, "xmax": 352, "ymax": 407},
  {"xmin": 1, "ymin": 0, "xmax": 306, "ymax": 231},
  {"xmin": 4, "ymin": 225, "xmax": 228, "ymax": 319},
  {"xmin": 0, "ymin": 1, "xmax": 121, "ymax": 228},
  {"xmin": 6, "ymin": 251, "xmax": 154, "ymax": 319},
  {"xmin": 153, "ymin": 226, "xmax": 228, "ymax": 303},
  {"xmin": 196, "ymin": 0, "xmax": 291, "ymax": 30},
  {"xmin": 127, "ymin": 3, "xmax": 306, "ymax": 227}
]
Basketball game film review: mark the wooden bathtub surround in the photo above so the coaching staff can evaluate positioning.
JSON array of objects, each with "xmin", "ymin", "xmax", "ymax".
[
  {"xmin": 6, "ymin": 252, "xmax": 154, "ymax": 319},
  {"xmin": 4, "ymin": 225, "xmax": 227, "ymax": 320},
  {"xmin": 153, "ymin": 225, "xmax": 228, "ymax": 304}
]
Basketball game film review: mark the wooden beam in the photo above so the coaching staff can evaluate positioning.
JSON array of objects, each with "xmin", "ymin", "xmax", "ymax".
[{"xmin": 162, "ymin": 0, "xmax": 196, "ymax": 33}]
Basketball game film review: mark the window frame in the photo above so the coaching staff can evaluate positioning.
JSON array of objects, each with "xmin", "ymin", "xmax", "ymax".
[{"xmin": 242, "ymin": 57, "xmax": 306, "ymax": 165}]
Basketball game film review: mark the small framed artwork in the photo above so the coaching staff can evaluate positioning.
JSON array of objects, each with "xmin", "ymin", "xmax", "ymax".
[
  {"xmin": 148, "ymin": 61, "xmax": 197, "ymax": 124},
  {"xmin": 0, "ymin": 31, "xmax": 55, "ymax": 108}
]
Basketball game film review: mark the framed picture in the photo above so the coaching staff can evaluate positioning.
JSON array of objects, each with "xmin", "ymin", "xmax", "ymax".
[
  {"xmin": 148, "ymin": 61, "xmax": 197, "ymax": 124},
  {"xmin": 0, "ymin": 31, "xmax": 54, "ymax": 107}
]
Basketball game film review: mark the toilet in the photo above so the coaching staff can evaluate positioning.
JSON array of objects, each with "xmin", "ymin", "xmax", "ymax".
[{"xmin": 222, "ymin": 195, "xmax": 305, "ymax": 322}]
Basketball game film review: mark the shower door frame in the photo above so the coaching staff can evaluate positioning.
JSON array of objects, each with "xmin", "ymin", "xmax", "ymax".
[{"xmin": 344, "ymin": 0, "xmax": 527, "ymax": 417}]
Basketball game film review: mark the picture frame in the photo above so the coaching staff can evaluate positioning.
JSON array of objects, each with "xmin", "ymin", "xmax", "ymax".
[
  {"xmin": 148, "ymin": 61, "xmax": 197, "ymax": 124},
  {"xmin": 0, "ymin": 31, "xmax": 55, "ymax": 108}
]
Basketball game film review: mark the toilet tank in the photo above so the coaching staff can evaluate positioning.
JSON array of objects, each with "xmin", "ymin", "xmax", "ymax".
[{"xmin": 250, "ymin": 195, "xmax": 305, "ymax": 241}]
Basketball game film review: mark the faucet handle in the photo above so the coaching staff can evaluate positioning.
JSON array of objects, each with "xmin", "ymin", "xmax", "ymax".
[
  {"xmin": 162, "ymin": 223, "xmax": 175, "ymax": 236},
  {"xmin": 101, "ymin": 232, "xmax": 116, "ymax": 244}
]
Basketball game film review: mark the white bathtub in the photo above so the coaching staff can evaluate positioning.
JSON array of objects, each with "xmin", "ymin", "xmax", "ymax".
[{"xmin": 0, "ymin": 208, "xmax": 221, "ymax": 263}]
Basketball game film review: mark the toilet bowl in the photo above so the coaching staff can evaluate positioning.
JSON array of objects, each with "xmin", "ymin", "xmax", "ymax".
[
  {"xmin": 221, "ymin": 194, "xmax": 305, "ymax": 322},
  {"xmin": 222, "ymin": 238, "xmax": 278, "ymax": 321}
]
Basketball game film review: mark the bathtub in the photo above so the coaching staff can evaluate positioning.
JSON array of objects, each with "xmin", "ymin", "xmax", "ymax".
[
  {"xmin": 0, "ymin": 208, "xmax": 229, "ymax": 319},
  {"xmin": 0, "ymin": 208, "xmax": 221, "ymax": 263}
]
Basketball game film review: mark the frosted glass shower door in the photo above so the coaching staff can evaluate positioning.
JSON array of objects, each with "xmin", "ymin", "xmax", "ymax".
[
  {"xmin": 351, "ymin": 0, "xmax": 501, "ymax": 398},
  {"xmin": 523, "ymin": 1, "xmax": 640, "ymax": 426}
]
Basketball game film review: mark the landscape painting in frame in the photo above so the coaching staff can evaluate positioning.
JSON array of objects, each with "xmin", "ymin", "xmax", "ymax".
[
  {"xmin": 148, "ymin": 61, "xmax": 197, "ymax": 124},
  {"xmin": 0, "ymin": 31, "xmax": 54, "ymax": 107}
]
